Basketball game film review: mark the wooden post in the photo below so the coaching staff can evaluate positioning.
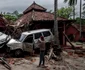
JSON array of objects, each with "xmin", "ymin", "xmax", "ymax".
[{"xmin": 63, "ymin": 23, "xmax": 66, "ymax": 45}]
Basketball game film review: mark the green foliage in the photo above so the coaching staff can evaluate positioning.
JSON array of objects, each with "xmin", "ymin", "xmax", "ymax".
[
  {"xmin": 76, "ymin": 17, "xmax": 85, "ymax": 25},
  {"xmin": 57, "ymin": 7, "xmax": 72, "ymax": 19},
  {"xmin": 3, "ymin": 10, "xmax": 23, "ymax": 22},
  {"xmin": 17, "ymin": 14, "xmax": 23, "ymax": 18},
  {"xmin": 64, "ymin": 0, "xmax": 77, "ymax": 19},
  {"xmin": 3, "ymin": 14, "xmax": 17, "ymax": 21},
  {"xmin": 76, "ymin": 17, "xmax": 80, "ymax": 24}
]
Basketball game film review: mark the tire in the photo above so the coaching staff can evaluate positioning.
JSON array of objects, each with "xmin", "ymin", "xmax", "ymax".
[{"xmin": 14, "ymin": 49, "xmax": 23, "ymax": 57}]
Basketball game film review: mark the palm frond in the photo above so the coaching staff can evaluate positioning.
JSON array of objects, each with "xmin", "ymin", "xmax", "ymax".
[
  {"xmin": 64, "ymin": 0, "xmax": 68, "ymax": 3},
  {"xmin": 83, "ymin": 6, "xmax": 85, "ymax": 10},
  {"xmin": 70, "ymin": 0, "xmax": 77, "ymax": 6}
]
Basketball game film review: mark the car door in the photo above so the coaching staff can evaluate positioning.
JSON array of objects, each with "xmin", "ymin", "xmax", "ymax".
[
  {"xmin": 23, "ymin": 34, "xmax": 33, "ymax": 52},
  {"xmin": 43, "ymin": 31, "xmax": 51, "ymax": 42},
  {"xmin": 34, "ymin": 32, "xmax": 42, "ymax": 48}
]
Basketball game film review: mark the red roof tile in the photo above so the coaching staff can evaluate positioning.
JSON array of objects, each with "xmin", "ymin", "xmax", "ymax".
[
  {"xmin": 33, "ymin": 11, "xmax": 68, "ymax": 21},
  {"xmin": 15, "ymin": 12, "xmax": 32, "ymax": 25},
  {"xmin": 15, "ymin": 11, "xmax": 68, "ymax": 26}
]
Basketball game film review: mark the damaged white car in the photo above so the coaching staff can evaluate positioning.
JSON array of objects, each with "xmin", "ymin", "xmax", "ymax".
[
  {"xmin": 7, "ymin": 29, "xmax": 54, "ymax": 57},
  {"xmin": 0, "ymin": 32, "xmax": 11, "ymax": 49}
]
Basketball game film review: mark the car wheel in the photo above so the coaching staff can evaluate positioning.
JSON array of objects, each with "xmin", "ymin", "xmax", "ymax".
[{"xmin": 14, "ymin": 49, "xmax": 23, "ymax": 57}]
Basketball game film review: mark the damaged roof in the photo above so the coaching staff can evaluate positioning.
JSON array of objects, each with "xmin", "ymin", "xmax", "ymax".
[
  {"xmin": 15, "ymin": 11, "xmax": 68, "ymax": 25},
  {"xmin": 15, "ymin": 2, "xmax": 70, "ymax": 27},
  {"xmin": 0, "ymin": 14, "xmax": 8, "ymax": 27},
  {"xmin": 23, "ymin": 1, "xmax": 47, "ymax": 14}
]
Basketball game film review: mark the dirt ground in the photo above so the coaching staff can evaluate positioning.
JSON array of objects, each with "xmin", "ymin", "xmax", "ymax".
[{"xmin": 0, "ymin": 50, "xmax": 85, "ymax": 70}]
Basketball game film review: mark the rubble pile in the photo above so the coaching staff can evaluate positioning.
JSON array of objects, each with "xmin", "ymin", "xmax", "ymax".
[
  {"xmin": 45, "ymin": 50, "xmax": 85, "ymax": 70},
  {"xmin": 0, "ymin": 50, "xmax": 85, "ymax": 70},
  {"xmin": 61, "ymin": 50, "xmax": 85, "ymax": 70}
]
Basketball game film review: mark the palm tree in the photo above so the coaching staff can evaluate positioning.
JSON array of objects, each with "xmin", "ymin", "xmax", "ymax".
[
  {"xmin": 80, "ymin": 0, "xmax": 82, "ymax": 38},
  {"xmin": 54, "ymin": 0, "xmax": 60, "ymax": 45},
  {"xmin": 64, "ymin": 0, "xmax": 77, "ymax": 19},
  {"xmin": 83, "ymin": 0, "xmax": 85, "ymax": 18}
]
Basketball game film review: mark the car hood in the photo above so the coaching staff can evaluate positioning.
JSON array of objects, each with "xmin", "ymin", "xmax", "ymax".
[{"xmin": 7, "ymin": 39, "xmax": 21, "ymax": 45}]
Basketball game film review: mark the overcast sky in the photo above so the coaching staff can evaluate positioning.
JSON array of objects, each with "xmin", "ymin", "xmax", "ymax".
[{"xmin": 0, "ymin": 0, "xmax": 84, "ymax": 16}]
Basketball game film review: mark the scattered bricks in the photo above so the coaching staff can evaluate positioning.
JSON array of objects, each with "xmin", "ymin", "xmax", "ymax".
[
  {"xmin": 14, "ymin": 58, "xmax": 31, "ymax": 66},
  {"xmin": 62, "ymin": 67, "xmax": 66, "ymax": 70},
  {"xmin": 57, "ymin": 67, "xmax": 61, "ymax": 70},
  {"xmin": 30, "ymin": 58, "xmax": 36, "ymax": 63},
  {"xmin": 62, "ymin": 51, "xmax": 68, "ymax": 55},
  {"xmin": 78, "ymin": 54, "xmax": 84, "ymax": 57},
  {"xmin": 9, "ymin": 59, "xmax": 15, "ymax": 64},
  {"xmin": 72, "ymin": 54, "xmax": 78, "ymax": 59},
  {"xmin": 68, "ymin": 52, "xmax": 73, "ymax": 56},
  {"xmin": 53, "ymin": 66, "xmax": 56, "ymax": 69},
  {"xmin": 75, "ymin": 64, "xmax": 79, "ymax": 66},
  {"xmin": 75, "ymin": 50, "xmax": 83, "ymax": 54},
  {"xmin": 45, "ymin": 67, "xmax": 50, "ymax": 70},
  {"xmin": 49, "ymin": 60, "xmax": 54, "ymax": 65}
]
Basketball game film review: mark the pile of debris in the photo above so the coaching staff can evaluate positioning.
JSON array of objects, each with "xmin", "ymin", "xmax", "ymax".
[
  {"xmin": 0, "ymin": 49, "xmax": 85, "ymax": 70},
  {"xmin": 45, "ymin": 49, "xmax": 85, "ymax": 70}
]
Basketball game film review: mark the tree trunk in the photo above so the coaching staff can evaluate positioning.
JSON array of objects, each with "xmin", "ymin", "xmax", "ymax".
[
  {"xmin": 73, "ymin": 4, "xmax": 75, "ymax": 19},
  {"xmin": 54, "ymin": 0, "xmax": 60, "ymax": 45},
  {"xmin": 80, "ymin": 0, "xmax": 82, "ymax": 38}
]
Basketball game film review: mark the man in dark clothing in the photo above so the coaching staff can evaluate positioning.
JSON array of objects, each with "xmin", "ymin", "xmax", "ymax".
[{"xmin": 37, "ymin": 36, "xmax": 46, "ymax": 67}]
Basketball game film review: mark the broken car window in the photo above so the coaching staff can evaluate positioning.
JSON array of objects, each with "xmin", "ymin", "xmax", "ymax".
[
  {"xmin": 24, "ymin": 34, "xmax": 33, "ymax": 43},
  {"xmin": 34, "ymin": 33, "xmax": 42, "ymax": 39},
  {"xmin": 43, "ymin": 31, "xmax": 51, "ymax": 37}
]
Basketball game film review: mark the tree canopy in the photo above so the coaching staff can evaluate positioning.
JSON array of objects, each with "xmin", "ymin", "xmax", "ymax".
[
  {"xmin": 3, "ymin": 10, "xmax": 22, "ymax": 22},
  {"xmin": 4, "ymin": 14, "xmax": 17, "ymax": 21},
  {"xmin": 57, "ymin": 7, "xmax": 72, "ymax": 19},
  {"xmin": 64, "ymin": 0, "xmax": 77, "ymax": 6},
  {"xmin": 82, "ymin": 0, "xmax": 85, "ymax": 18},
  {"xmin": 76, "ymin": 17, "xmax": 85, "ymax": 25},
  {"xmin": 64, "ymin": 0, "xmax": 77, "ymax": 19}
]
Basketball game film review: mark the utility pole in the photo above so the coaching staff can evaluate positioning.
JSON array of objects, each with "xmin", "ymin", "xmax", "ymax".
[
  {"xmin": 73, "ymin": 0, "xmax": 75, "ymax": 19},
  {"xmin": 54, "ymin": 0, "xmax": 60, "ymax": 46},
  {"xmin": 80, "ymin": 0, "xmax": 82, "ymax": 38}
]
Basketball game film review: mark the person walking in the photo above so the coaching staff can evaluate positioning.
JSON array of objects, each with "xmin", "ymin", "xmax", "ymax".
[{"xmin": 37, "ymin": 36, "xmax": 46, "ymax": 67}]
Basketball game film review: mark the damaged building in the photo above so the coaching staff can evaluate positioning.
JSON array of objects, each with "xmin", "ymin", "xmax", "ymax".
[{"xmin": 14, "ymin": 2, "xmax": 75, "ymax": 46}]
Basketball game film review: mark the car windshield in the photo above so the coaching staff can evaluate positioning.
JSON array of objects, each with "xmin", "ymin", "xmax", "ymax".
[{"xmin": 19, "ymin": 34, "xmax": 27, "ymax": 42}]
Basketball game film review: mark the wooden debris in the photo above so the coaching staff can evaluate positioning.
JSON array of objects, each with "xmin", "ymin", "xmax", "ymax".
[{"xmin": 0, "ymin": 57, "xmax": 11, "ymax": 70}]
